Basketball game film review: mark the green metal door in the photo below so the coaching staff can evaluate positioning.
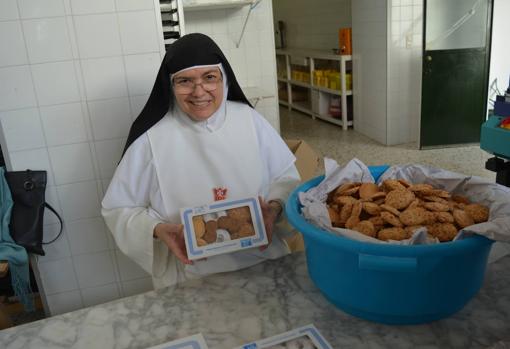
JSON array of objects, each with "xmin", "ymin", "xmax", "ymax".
[{"xmin": 420, "ymin": 0, "xmax": 493, "ymax": 148}]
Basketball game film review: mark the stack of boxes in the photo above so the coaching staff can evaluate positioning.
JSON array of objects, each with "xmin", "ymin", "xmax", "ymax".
[{"xmin": 313, "ymin": 70, "xmax": 352, "ymax": 91}]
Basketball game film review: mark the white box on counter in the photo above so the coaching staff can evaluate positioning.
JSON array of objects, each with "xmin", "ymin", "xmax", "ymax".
[
  {"xmin": 181, "ymin": 197, "xmax": 268, "ymax": 260},
  {"xmin": 145, "ymin": 333, "xmax": 208, "ymax": 349},
  {"xmin": 235, "ymin": 324, "xmax": 333, "ymax": 349}
]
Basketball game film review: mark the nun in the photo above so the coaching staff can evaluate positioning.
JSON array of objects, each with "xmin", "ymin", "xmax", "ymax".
[{"xmin": 101, "ymin": 33, "xmax": 300, "ymax": 289}]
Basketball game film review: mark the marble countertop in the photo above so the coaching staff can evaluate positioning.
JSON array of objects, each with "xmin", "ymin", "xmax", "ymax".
[{"xmin": 1, "ymin": 252, "xmax": 510, "ymax": 349}]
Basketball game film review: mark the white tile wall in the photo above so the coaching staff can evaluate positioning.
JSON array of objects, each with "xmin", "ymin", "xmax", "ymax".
[
  {"xmin": 0, "ymin": 0, "xmax": 278, "ymax": 316},
  {"xmin": 183, "ymin": 0, "xmax": 280, "ymax": 129},
  {"xmin": 352, "ymin": 0, "xmax": 388, "ymax": 144},
  {"xmin": 0, "ymin": 21, "xmax": 28, "ymax": 66},
  {"xmin": 387, "ymin": 0, "xmax": 422, "ymax": 145}
]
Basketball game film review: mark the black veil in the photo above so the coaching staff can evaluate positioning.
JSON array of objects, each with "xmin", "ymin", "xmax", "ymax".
[{"xmin": 122, "ymin": 33, "xmax": 251, "ymax": 156}]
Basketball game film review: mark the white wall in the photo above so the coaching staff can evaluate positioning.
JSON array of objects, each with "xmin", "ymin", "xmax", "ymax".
[
  {"xmin": 0, "ymin": 0, "xmax": 164, "ymax": 316},
  {"xmin": 272, "ymin": 0, "xmax": 351, "ymax": 51},
  {"xmin": 351, "ymin": 0, "xmax": 388, "ymax": 144},
  {"xmin": 183, "ymin": 0, "xmax": 280, "ymax": 130},
  {"xmin": 387, "ymin": 0, "xmax": 423, "ymax": 145},
  {"xmin": 488, "ymin": 0, "xmax": 510, "ymax": 108}
]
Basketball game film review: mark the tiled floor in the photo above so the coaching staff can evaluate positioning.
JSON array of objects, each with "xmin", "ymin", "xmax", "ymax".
[{"xmin": 279, "ymin": 108, "xmax": 496, "ymax": 180}]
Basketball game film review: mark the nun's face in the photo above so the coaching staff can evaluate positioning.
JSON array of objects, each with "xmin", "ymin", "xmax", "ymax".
[{"xmin": 172, "ymin": 67, "xmax": 224, "ymax": 121}]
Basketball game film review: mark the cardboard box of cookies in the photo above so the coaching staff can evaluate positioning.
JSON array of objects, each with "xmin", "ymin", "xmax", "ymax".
[
  {"xmin": 180, "ymin": 197, "xmax": 268, "ymax": 260},
  {"xmin": 235, "ymin": 324, "xmax": 333, "ymax": 349}
]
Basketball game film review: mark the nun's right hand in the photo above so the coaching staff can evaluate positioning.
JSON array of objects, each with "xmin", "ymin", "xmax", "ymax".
[{"xmin": 153, "ymin": 223, "xmax": 193, "ymax": 265}]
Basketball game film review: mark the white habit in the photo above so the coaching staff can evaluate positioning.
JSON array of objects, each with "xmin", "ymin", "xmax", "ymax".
[{"xmin": 102, "ymin": 101, "xmax": 300, "ymax": 289}]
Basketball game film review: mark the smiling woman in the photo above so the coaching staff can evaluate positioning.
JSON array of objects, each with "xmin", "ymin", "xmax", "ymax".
[
  {"xmin": 101, "ymin": 33, "xmax": 301, "ymax": 289},
  {"xmin": 172, "ymin": 66, "xmax": 224, "ymax": 121}
]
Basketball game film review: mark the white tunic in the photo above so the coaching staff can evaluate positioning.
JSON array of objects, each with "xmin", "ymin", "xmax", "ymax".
[{"xmin": 102, "ymin": 101, "xmax": 300, "ymax": 289}]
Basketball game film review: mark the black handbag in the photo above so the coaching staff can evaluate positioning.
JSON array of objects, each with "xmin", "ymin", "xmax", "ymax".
[{"xmin": 4, "ymin": 169, "xmax": 63, "ymax": 256}]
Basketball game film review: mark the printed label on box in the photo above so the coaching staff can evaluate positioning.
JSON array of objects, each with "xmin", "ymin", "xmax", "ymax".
[
  {"xmin": 145, "ymin": 333, "xmax": 209, "ymax": 349},
  {"xmin": 181, "ymin": 197, "xmax": 268, "ymax": 260},
  {"xmin": 234, "ymin": 324, "xmax": 333, "ymax": 349}
]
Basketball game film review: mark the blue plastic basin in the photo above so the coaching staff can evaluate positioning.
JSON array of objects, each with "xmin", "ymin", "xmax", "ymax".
[{"xmin": 285, "ymin": 166, "xmax": 494, "ymax": 325}]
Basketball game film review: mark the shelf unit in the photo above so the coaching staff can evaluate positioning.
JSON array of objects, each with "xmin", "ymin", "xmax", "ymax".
[
  {"xmin": 276, "ymin": 48, "xmax": 353, "ymax": 130},
  {"xmin": 156, "ymin": 0, "xmax": 185, "ymax": 51}
]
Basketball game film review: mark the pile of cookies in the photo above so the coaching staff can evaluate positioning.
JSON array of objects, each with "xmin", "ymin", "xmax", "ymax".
[
  {"xmin": 326, "ymin": 179, "xmax": 490, "ymax": 242},
  {"xmin": 192, "ymin": 207, "xmax": 255, "ymax": 246}
]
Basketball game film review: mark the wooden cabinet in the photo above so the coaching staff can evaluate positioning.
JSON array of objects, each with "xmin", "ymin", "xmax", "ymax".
[{"xmin": 276, "ymin": 49, "xmax": 353, "ymax": 130}]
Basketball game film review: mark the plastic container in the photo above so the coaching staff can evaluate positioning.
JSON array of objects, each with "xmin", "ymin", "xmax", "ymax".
[{"xmin": 285, "ymin": 166, "xmax": 494, "ymax": 325}]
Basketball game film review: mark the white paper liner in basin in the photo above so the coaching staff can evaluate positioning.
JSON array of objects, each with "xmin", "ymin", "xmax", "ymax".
[{"xmin": 298, "ymin": 158, "xmax": 510, "ymax": 254}]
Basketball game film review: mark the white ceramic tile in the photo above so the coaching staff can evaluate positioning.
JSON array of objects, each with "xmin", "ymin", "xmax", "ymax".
[
  {"xmin": 117, "ymin": 11, "xmax": 159, "ymax": 55},
  {"xmin": 44, "ymin": 186, "xmax": 62, "ymax": 225},
  {"xmin": 0, "ymin": 65, "xmax": 37, "ymax": 111},
  {"xmin": 88, "ymin": 97, "xmax": 131, "ymax": 140},
  {"xmin": 0, "ymin": 21, "xmax": 28, "ymax": 67},
  {"xmin": 23, "ymin": 17, "xmax": 73, "ymax": 64},
  {"xmin": 115, "ymin": 0, "xmax": 153, "ymax": 11},
  {"xmin": 48, "ymin": 143, "xmax": 95, "ymax": 185},
  {"xmin": 45, "ymin": 290, "xmax": 83, "ymax": 316},
  {"xmin": 94, "ymin": 138, "xmax": 124, "ymax": 178},
  {"xmin": 70, "ymin": 0, "xmax": 115, "ymax": 15},
  {"xmin": 37, "ymin": 257, "xmax": 78, "ymax": 294},
  {"xmin": 81, "ymin": 56, "xmax": 128, "ymax": 100},
  {"xmin": 0, "ymin": 108, "xmax": 46, "ymax": 151},
  {"xmin": 129, "ymin": 95, "xmax": 149, "ymax": 120},
  {"xmin": 17, "ymin": 0, "xmax": 65, "ymax": 19},
  {"xmin": 73, "ymin": 251, "xmax": 116, "ymax": 288},
  {"xmin": 124, "ymin": 53, "xmax": 160, "ymax": 96},
  {"xmin": 115, "ymin": 250, "xmax": 149, "ymax": 281},
  {"xmin": 66, "ymin": 217, "xmax": 109, "ymax": 255},
  {"xmin": 40, "ymin": 103, "xmax": 88, "ymax": 146},
  {"xmin": 31, "ymin": 61, "xmax": 80, "ymax": 106},
  {"xmin": 81, "ymin": 283, "xmax": 120, "ymax": 307},
  {"xmin": 122, "ymin": 277, "xmax": 153, "ymax": 297},
  {"xmin": 57, "ymin": 180, "xmax": 101, "ymax": 220},
  {"xmin": 38, "ymin": 224, "xmax": 70, "ymax": 262},
  {"xmin": 8, "ymin": 148, "xmax": 55, "ymax": 186},
  {"xmin": 0, "ymin": 0, "xmax": 19, "ymax": 20},
  {"xmin": 73, "ymin": 13, "xmax": 122, "ymax": 58}
]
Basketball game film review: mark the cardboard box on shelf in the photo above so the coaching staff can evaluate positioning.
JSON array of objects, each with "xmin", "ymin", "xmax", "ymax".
[{"xmin": 284, "ymin": 139, "xmax": 320, "ymax": 183}]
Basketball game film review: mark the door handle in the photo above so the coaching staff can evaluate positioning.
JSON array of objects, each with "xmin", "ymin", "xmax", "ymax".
[{"xmin": 426, "ymin": 55, "xmax": 432, "ymax": 61}]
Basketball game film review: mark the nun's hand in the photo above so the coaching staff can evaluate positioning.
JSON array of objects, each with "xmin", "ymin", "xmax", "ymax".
[
  {"xmin": 153, "ymin": 223, "xmax": 193, "ymax": 265},
  {"xmin": 259, "ymin": 198, "xmax": 282, "ymax": 251}
]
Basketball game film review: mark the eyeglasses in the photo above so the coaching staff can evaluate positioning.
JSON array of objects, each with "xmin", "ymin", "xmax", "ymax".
[{"xmin": 172, "ymin": 72, "xmax": 223, "ymax": 94}]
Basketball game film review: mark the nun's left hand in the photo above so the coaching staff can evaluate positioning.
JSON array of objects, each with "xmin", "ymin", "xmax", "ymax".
[{"xmin": 259, "ymin": 198, "xmax": 282, "ymax": 251}]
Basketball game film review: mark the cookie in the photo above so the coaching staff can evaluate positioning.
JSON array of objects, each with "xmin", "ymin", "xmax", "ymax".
[
  {"xmin": 340, "ymin": 202, "xmax": 353, "ymax": 223},
  {"xmin": 227, "ymin": 207, "xmax": 252, "ymax": 223},
  {"xmin": 382, "ymin": 179, "xmax": 406, "ymax": 192},
  {"xmin": 328, "ymin": 207, "xmax": 342, "ymax": 227},
  {"xmin": 380, "ymin": 204, "xmax": 401, "ymax": 217},
  {"xmin": 452, "ymin": 194, "xmax": 471, "ymax": 205},
  {"xmin": 352, "ymin": 220, "xmax": 376, "ymax": 238},
  {"xmin": 237, "ymin": 223, "xmax": 255, "ymax": 237},
  {"xmin": 385, "ymin": 189, "xmax": 416, "ymax": 210},
  {"xmin": 359, "ymin": 183, "xmax": 379, "ymax": 200},
  {"xmin": 435, "ymin": 211, "xmax": 454, "ymax": 223},
  {"xmin": 423, "ymin": 195, "xmax": 448, "ymax": 204},
  {"xmin": 197, "ymin": 238, "xmax": 207, "ymax": 246},
  {"xmin": 345, "ymin": 216, "xmax": 360, "ymax": 230},
  {"xmin": 399, "ymin": 207, "xmax": 428, "ymax": 226},
  {"xmin": 362, "ymin": 202, "xmax": 381, "ymax": 215},
  {"xmin": 427, "ymin": 223, "xmax": 457, "ymax": 242},
  {"xmin": 368, "ymin": 215, "xmax": 385, "ymax": 229},
  {"xmin": 217, "ymin": 216, "xmax": 241, "ymax": 234},
  {"xmin": 464, "ymin": 204, "xmax": 489, "ymax": 223},
  {"xmin": 192, "ymin": 215, "xmax": 205, "ymax": 239},
  {"xmin": 351, "ymin": 201, "xmax": 363, "ymax": 219},
  {"xmin": 334, "ymin": 182, "xmax": 360, "ymax": 196},
  {"xmin": 381, "ymin": 211, "xmax": 403, "ymax": 227},
  {"xmin": 378, "ymin": 227, "xmax": 407, "ymax": 241},
  {"xmin": 203, "ymin": 220, "xmax": 218, "ymax": 243},
  {"xmin": 452, "ymin": 209, "xmax": 475, "ymax": 228},
  {"xmin": 333, "ymin": 195, "xmax": 357, "ymax": 205},
  {"xmin": 404, "ymin": 225, "xmax": 425, "ymax": 236},
  {"xmin": 423, "ymin": 202, "xmax": 450, "ymax": 212}
]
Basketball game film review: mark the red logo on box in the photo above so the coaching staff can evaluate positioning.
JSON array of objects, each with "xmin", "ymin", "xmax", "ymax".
[{"xmin": 213, "ymin": 187, "xmax": 228, "ymax": 201}]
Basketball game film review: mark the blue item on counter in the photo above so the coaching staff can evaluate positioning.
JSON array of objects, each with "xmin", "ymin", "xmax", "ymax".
[
  {"xmin": 285, "ymin": 166, "xmax": 494, "ymax": 325},
  {"xmin": 481, "ymin": 115, "xmax": 510, "ymax": 159}
]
